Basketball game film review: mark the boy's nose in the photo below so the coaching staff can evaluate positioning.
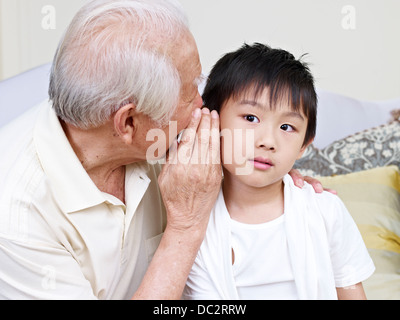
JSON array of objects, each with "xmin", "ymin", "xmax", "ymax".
[
  {"xmin": 256, "ymin": 132, "xmax": 276, "ymax": 151},
  {"xmin": 258, "ymin": 143, "xmax": 275, "ymax": 151}
]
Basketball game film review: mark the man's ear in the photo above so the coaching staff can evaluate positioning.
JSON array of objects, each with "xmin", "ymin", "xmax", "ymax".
[
  {"xmin": 297, "ymin": 138, "xmax": 314, "ymax": 160},
  {"xmin": 114, "ymin": 104, "xmax": 137, "ymax": 145}
]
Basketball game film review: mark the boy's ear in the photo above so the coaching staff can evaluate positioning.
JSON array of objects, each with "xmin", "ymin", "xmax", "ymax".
[
  {"xmin": 113, "ymin": 104, "xmax": 137, "ymax": 145},
  {"xmin": 297, "ymin": 138, "xmax": 314, "ymax": 160}
]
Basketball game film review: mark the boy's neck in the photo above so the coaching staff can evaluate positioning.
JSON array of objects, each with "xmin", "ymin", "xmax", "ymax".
[{"xmin": 222, "ymin": 174, "xmax": 285, "ymax": 224}]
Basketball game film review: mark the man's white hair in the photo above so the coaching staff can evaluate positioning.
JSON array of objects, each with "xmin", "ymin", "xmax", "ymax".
[{"xmin": 49, "ymin": 0, "xmax": 189, "ymax": 129}]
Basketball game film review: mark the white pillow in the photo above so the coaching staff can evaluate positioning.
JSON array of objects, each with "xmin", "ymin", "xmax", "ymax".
[
  {"xmin": 0, "ymin": 63, "xmax": 51, "ymax": 128},
  {"xmin": 314, "ymin": 89, "xmax": 398, "ymax": 149}
]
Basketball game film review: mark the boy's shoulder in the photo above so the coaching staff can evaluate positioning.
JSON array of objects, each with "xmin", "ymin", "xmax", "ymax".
[
  {"xmin": 306, "ymin": 182, "xmax": 353, "ymax": 232},
  {"xmin": 284, "ymin": 174, "xmax": 340, "ymax": 202},
  {"xmin": 284, "ymin": 174, "xmax": 349, "ymax": 222},
  {"xmin": 313, "ymin": 187, "xmax": 343, "ymax": 206}
]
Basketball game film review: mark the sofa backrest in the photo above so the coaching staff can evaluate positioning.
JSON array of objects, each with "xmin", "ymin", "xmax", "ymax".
[{"xmin": 0, "ymin": 63, "xmax": 51, "ymax": 128}]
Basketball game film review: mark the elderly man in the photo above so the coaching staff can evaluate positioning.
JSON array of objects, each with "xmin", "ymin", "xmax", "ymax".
[{"xmin": 0, "ymin": 0, "xmax": 322, "ymax": 300}]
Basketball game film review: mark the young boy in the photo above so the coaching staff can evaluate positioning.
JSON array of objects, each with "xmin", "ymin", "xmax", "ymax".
[{"xmin": 183, "ymin": 43, "xmax": 375, "ymax": 300}]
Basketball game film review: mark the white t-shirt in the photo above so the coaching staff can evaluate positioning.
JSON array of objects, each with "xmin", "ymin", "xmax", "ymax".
[
  {"xmin": 183, "ymin": 175, "xmax": 375, "ymax": 300},
  {"xmin": 230, "ymin": 215, "xmax": 298, "ymax": 300}
]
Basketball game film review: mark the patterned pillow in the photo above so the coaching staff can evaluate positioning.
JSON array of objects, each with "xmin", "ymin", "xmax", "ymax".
[{"xmin": 294, "ymin": 120, "xmax": 400, "ymax": 177}]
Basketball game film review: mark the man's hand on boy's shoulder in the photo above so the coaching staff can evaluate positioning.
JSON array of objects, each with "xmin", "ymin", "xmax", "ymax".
[{"xmin": 288, "ymin": 169, "xmax": 337, "ymax": 195}]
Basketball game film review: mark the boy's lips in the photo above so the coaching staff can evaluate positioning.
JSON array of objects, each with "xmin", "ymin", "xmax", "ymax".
[{"xmin": 249, "ymin": 157, "xmax": 274, "ymax": 170}]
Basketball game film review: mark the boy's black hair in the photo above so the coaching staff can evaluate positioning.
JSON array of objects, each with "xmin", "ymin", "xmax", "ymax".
[{"xmin": 202, "ymin": 43, "xmax": 317, "ymax": 146}]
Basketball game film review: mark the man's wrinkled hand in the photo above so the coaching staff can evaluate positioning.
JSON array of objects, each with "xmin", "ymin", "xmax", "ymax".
[{"xmin": 158, "ymin": 108, "xmax": 222, "ymax": 236}]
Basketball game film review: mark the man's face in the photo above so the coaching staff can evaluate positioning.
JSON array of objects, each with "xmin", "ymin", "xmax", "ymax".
[
  {"xmin": 138, "ymin": 31, "xmax": 204, "ymax": 161},
  {"xmin": 168, "ymin": 31, "xmax": 203, "ymax": 140}
]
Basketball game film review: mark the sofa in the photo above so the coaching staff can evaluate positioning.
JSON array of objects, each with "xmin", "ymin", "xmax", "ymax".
[{"xmin": 1, "ymin": 64, "xmax": 399, "ymax": 299}]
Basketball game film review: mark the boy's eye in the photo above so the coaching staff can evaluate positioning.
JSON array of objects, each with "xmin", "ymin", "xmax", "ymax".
[
  {"xmin": 280, "ymin": 124, "xmax": 295, "ymax": 132},
  {"xmin": 244, "ymin": 115, "xmax": 260, "ymax": 123}
]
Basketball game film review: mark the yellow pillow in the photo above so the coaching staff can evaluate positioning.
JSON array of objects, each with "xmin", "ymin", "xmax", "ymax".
[{"xmin": 319, "ymin": 165, "xmax": 400, "ymax": 300}]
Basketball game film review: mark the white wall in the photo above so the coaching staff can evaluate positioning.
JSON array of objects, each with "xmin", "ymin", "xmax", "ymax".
[
  {"xmin": 181, "ymin": 0, "xmax": 400, "ymax": 101},
  {"xmin": 0, "ymin": 0, "xmax": 399, "ymax": 101},
  {"xmin": 0, "ymin": 0, "xmax": 86, "ymax": 79}
]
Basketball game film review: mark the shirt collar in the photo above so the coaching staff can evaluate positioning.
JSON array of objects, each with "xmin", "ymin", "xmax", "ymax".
[{"xmin": 33, "ymin": 101, "xmax": 151, "ymax": 214}]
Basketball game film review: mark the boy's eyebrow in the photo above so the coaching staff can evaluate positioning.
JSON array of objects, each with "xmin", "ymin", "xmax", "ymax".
[
  {"xmin": 282, "ymin": 111, "xmax": 305, "ymax": 122},
  {"xmin": 239, "ymin": 99, "xmax": 263, "ymax": 108},
  {"xmin": 239, "ymin": 99, "xmax": 305, "ymax": 121}
]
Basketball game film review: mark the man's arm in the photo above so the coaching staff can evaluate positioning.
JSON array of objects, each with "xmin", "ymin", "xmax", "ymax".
[
  {"xmin": 132, "ymin": 226, "xmax": 206, "ymax": 299},
  {"xmin": 133, "ymin": 108, "xmax": 221, "ymax": 299}
]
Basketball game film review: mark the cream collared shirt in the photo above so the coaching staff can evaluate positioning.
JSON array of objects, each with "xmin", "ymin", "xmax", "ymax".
[{"xmin": 0, "ymin": 101, "xmax": 166, "ymax": 299}]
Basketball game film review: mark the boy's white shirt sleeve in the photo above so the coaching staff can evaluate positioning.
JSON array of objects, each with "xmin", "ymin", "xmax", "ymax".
[{"xmin": 316, "ymin": 192, "xmax": 375, "ymax": 288}]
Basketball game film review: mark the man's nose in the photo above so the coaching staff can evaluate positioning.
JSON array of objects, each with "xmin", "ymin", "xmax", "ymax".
[{"xmin": 193, "ymin": 91, "xmax": 203, "ymax": 110}]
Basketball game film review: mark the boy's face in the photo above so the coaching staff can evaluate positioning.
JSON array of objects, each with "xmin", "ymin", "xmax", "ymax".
[{"xmin": 220, "ymin": 87, "xmax": 311, "ymax": 189}]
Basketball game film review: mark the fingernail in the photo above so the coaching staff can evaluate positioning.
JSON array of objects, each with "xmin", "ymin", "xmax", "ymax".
[
  {"xmin": 193, "ymin": 108, "xmax": 201, "ymax": 118},
  {"xmin": 202, "ymin": 107, "xmax": 210, "ymax": 114},
  {"xmin": 297, "ymin": 179, "xmax": 304, "ymax": 187},
  {"xmin": 211, "ymin": 110, "xmax": 219, "ymax": 119}
]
